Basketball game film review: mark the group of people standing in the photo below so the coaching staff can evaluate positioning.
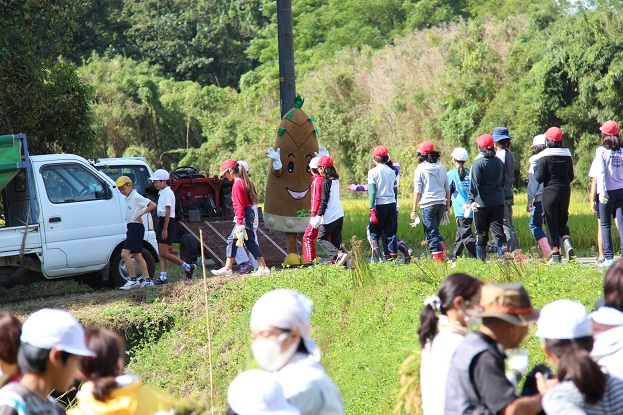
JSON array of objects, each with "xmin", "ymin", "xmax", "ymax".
[{"xmin": 419, "ymin": 261, "xmax": 623, "ymax": 414}]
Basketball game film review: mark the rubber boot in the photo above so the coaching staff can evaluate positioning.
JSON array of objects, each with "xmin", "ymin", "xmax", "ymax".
[
  {"xmin": 562, "ymin": 238, "xmax": 575, "ymax": 261},
  {"xmin": 551, "ymin": 252, "xmax": 561, "ymax": 263},
  {"xmin": 397, "ymin": 240, "xmax": 413, "ymax": 264},
  {"xmin": 432, "ymin": 252, "xmax": 443, "ymax": 262},
  {"xmin": 372, "ymin": 246, "xmax": 385, "ymax": 262},
  {"xmin": 440, "ymin": 242, "xmax": 446, "ymax": 252},
  {"xmin": 476, "ymin": 245, "xmax": 487, "ymax": 261},
  {"xmin": 537, "ymin": 237, "xmax": 552, "ymax": 259}
]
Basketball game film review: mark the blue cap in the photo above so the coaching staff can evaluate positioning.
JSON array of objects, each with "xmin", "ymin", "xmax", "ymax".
[{"xmin": 492, "ymin": 126, "xmax": 513, "ymax": 142}]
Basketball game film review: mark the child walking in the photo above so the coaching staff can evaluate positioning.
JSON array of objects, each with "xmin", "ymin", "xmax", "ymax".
[
  {"xmin": 212, "ymin": 159, "xmax": 270, "ymax": 276},
  {"xmin": 316, "ymin": 155, "xmax": 346, "ymax": 264},
  {"xmin": 149, "ymin": 169, "xmax": 196, "ymax": 285},
  {"xmin": 535, "ymin": 127, "xmax": 574, "ymax": 263},
  {"xmin": 493, "ymin": 126, "xmax": 520, "ymax": 253},
  {"xmin": 234, "ymin": 160, "xmax": 259, "ymax": 273},
  {"xmin": 465, "ymin": 134, "xmax": 507, "ymax": 260},
  {"xmin": 411, "ymin": 141, "xmax": 450, "ymax": 262},
  {"xmin": 303, "ymin": 157, "xmax": 324, "ymax": 264},
  {"xmin": 116, "ymin": 175, "xmax": 157, "ymax": 289},
  {"xmin": 526, "ymin": 134, "xmax": 552, "ymax": 258},
  {"xmin": 368, "ymin": 146, "xmax": 398, "ymax": 259},
  {"xmin": 447, "ymin": 148, "xmax": 476, "ymax": 259}
]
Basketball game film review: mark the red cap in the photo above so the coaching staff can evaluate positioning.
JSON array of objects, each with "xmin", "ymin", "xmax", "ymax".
[
  {"xmin": 476, "ymin": 134, "xmax": 494, "ymax": 149},
  {"xmin": 544, "ymin": 127, "xmax": 563, "ymax": 142},
  {"xmin": 417, "ymin": 141, "xmax": 435, "ymax": 155},
  {"xmin": 317, "ymin": 155, "xmax": 333, "ymax": 167},
  {"xmin": 600, "ymin": 120, "xmax": 619, "ymax": 136},
  {"xmin": 220, "ymin": 159, "xmax": 238, "ymax": 176},
  {"xmin": 373, "ymin": 145, "xmax": 389, "ymax": 157}
]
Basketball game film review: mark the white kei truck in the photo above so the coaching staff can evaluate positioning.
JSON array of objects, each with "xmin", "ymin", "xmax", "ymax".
[{"xmin": 0, "ymin": 134, "xmax": 158, "ymax": 288}]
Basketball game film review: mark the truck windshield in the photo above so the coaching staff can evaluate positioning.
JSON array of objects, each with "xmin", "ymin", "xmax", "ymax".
[{"xmin": 95, "ymin": 165, "xmax": 151, "ymax": 196}]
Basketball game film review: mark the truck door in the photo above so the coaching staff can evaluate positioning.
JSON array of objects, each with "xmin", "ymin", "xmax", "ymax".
[{"xmin": 36, "ymin": 161, "xmax": 124, "ymax": 277}]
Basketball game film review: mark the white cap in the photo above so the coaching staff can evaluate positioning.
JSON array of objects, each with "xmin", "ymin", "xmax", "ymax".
[
  {"xmin": 532, "ymin": 134, "xmax": 547, "ymax": 147},
  {"xmin": 238, "ymin": 160, "xmax": 249, "ymax": 172},
  {"xmin": 250, "ymin": 289, "xmax": 313, "ymax": 337},
  {"xmin": 309, "ymin": 157, "xmax": 320, "ymax": 169},
  {"xmin": 21, "ymin": 309, "xmax": 96, "ymax": 358},
  {"xmin": 535, "ymin": 300, "xmax": 593, "ymax": 339},
  {"xmin": 591, "ymin": 306, "xmax": 623, "ymax": 326},
  {"xmin": 149, "ymin": 169, "xmax": 169, "ymax": 181},
  {"xmin": 451, "ymin": 147, "xmax": 468, "ymax": 162},
  {"xmin": 228, "ymin": 370, "xmax": 300, "ymax": 415}
]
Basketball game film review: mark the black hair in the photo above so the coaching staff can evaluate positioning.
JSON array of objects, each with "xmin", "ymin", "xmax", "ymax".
[
  {"xmin": 480, "ymin": 147, "xmax": 496, "ymax": 158},
  {"xmin": 17, "ymin": 343, "xmax": 71, "ymax": 374},
  {"xmin": 603, "ymin": 260, "xmax": 623, "ymax": 311},
  {"xmin": 601, "ymin": 134, "xmax": 622, "ymax": 151},
  {"xmin": 544, "ymin": 337, "xmax": 605, "ymax": 404},
  {"xmin": 495, "ymin": 138, "xmax": 511, "ymax": 149},
  {"xmin": 311, "ymin": 167, "xmax": 319, "ymax": 175},
  {"xmin": 455, "ymin": 160, "xmax": 467, "ymax": 181},
  {"xmin": 417, "ymin": 151, "xmax": 441, "ymax": 164},
  {"xmin": 321, "ymin": 166, "xmax": 339, "ymax": 180},
  {"xmin": 418, "ymin": 273, "xmax": 482, "ymax": 347},
  {"xmin": 532, "ymin": 144, "xmax": 547, "ymax": 155},
  {"xmin": 374, "ymin": 155, "xmax": 389, "ymax": 164},
  {"xmin": 546, "ymin": 138, "xmax": 562, "ymax": 148},
  {"xmin": 385, "ymin": 159, "xmax": 394, "ymax": 169}
]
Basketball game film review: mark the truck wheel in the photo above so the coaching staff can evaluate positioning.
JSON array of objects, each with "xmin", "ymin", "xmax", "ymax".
[
  {"xmin": 110, "ymin": 248, "xmax": 157, "ymax": 288},
  {"xmin": 180, "ymin": 234, "xmax": 198, "ymax": 265}
]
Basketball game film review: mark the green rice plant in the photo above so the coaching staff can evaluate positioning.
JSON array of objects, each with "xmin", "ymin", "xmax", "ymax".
[{"xmin": 347, "ymin": 235, "xmax": 375, "ymax": 287}]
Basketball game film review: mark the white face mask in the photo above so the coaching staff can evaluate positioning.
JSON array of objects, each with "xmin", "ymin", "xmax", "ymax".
[
  {"xmin": 465, "ymin": 316, "xmax": 482, "ymax": 328},
  {"xmin": 252, "ymin": 332, "xmax": 299, "ymax": 372}
]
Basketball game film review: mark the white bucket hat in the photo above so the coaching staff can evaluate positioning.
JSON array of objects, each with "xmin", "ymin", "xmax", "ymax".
[
  {"xmin": 21, "ymin": 308, "xmax": 96, "ymax": 358},
  {"xmin": 450, "ymin": 147, "xmax": 468, "ymax": 162},
  {"xmin": 228, "ymin": 370, "xmax": 301, "ymax": 415},
  {"xmin": 532, "ymin": 134, "xmax": 547, "ymax": 147},
  {"xmin": 535, "ymin": 300, "xmax": 593, "ymax": 339}
]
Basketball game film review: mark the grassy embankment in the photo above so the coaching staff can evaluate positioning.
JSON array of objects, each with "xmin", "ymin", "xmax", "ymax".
[{"xmin": 0, "ymin": 192, "xmax": 608, "ymax": 414}]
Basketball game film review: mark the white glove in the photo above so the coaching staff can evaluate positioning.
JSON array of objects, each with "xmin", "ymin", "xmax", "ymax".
[
  {"xmin": 234, "ymin": 224, "xmax": 245, "ymax": 238},
  {"xmin": 410, "ymin": 215, "xmax": 420, "ymax": 227},
  {"xmin": 314, "ymin": 146, "xmax": 328, "ymax": 157},
  {"xmin": 309, "ymin": 216, "xmax": 321, "ymax": 229},
  {"xmin": 600, "ymin": 194, "xmax": 609, "ymax": 204},
  {"xmin": 507, "ymin": 349, "xmax": 529, "ymax": 375},
  {"xmin": 441, "ymin": 211, "xmax": 450, "ymax": 225},
  {"xmin": 267, "ymin": 148, "xmax": 282, "ymax": 170}
]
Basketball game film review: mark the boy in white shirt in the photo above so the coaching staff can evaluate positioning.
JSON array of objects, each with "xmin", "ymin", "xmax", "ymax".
[{"xmin": 116, "ymin": 176, "xmax": 157, "ymax": 289}]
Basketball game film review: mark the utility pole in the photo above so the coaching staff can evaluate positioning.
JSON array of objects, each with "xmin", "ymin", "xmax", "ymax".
[{"xmin": 277, "ymin": 0, "xmax": 295, "ymax": 118}]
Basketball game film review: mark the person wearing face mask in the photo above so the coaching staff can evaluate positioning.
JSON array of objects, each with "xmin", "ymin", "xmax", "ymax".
[
  {"xmin": 418, "ymin": 273, "xmax": 482, "ymax": 415},
  {"xmin": 0, "ymin": 311, "xmax": 22, "ymax": 388},
  {"xmin": 249, "ymin": 289, "xmax": 344, "ymax": 415},
  {"xmin": 445, "ymin": 283, "xmax": 554, "ymax": 415}
]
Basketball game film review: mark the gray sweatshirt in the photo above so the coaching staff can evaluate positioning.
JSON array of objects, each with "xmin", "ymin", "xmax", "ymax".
[{"xmin": 414, "ymin": 162, "xmax": 449, "ymax": 208}]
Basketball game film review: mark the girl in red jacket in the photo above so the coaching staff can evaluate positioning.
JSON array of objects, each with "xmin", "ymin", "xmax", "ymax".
[
  {"xmin": 302, "ymin": 157, "xmax": 324, "ymax": 264},
  {"xmin": 212, "ymin": 159, "xmax": 270, "ymax": 276}
]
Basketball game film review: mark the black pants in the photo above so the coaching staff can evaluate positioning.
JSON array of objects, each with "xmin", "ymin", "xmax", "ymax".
[
  {"xmin": 318, "ymin": 217, "xmax": 344, "ymax": 259},
  {"xmin": 541, "ymin": 186, "xmax": 570, "ymax": 249},
  {"xmin": 453, "ymin": 217, "xmax": 477, "ymax": 258},
  {"xmin": 473, "ymin": 205, "xmax": 506, "ymax": 247},
  {"xmin": 369, "ymin": 203, "xmax": 398, "ymax": 256}
]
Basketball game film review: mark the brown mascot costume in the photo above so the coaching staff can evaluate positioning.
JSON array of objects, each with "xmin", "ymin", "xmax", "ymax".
[{"xmin": 265, "ymin": 96, "xmax": 323, "ymax": 265}]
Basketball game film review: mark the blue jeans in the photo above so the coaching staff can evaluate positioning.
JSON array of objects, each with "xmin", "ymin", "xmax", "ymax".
[
  {"xmin": 599, "ymin": 187, "xmax": 623, "ymax": 260},
  {"xmin": 529, "ymin": 201, "xmax": 547, "ymax": 241},
  {"xmin": 421, "ymin": 204, "xmax": 445, "ymax": 253}
]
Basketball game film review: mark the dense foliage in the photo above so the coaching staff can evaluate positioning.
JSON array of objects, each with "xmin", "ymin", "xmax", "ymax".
[{"xmin": 4, "ymin": 0, "xmax": 623, "ymax": 194}]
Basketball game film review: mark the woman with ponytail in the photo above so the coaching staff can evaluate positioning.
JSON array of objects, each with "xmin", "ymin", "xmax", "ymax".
[
  {"xmin": 212, "ymin": 159, "xmax": 270, "ymax": 276},
  {"xmin": 537, "ymin": 300, "xmax": 623, "ymax": 414},
  {"xmin": 419, "ymin": 273, "xmax": 482, "ymax": 415},
  {"xmin": 448, "ymin": 148, "xmax": 477, "ymax": 259},
  {"xmin": 69, "ymin": 328, "xmax": 174, "ymax": 415}
]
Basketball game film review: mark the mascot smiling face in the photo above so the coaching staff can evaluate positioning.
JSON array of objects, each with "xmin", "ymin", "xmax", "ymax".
[{"xmin": 264, "ymin": 98, "xmax": 319, "ymax": 233}]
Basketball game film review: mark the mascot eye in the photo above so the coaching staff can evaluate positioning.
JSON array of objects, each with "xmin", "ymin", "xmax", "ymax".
[
  {"xmin": 306, "ymin": 164, "xmax": 311, "ymax": 174},
  {"xmin": 287, "ymin": 161, "xmax": 294, "ymax": 173}
]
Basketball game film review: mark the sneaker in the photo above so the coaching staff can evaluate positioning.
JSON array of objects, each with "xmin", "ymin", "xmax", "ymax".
[
  {"xmin": 119, "ymin": 279, "xmax": 140, "ymax": 290},
  {"xmin": 601, "ymin": 258, "xmax": 615, "ymax": 268},
  {"xmin": 336, "ymin": 252, "xmax": 349, "ymax": 265},
  {"xmin": 211, "ymin": 267, "xmax": 233, "ymax": 276},
  {"xmin": 252, "ymin": 267, "xmax": 270, "ymax": 276},
  {"xmin": 154, "ymin": 278, "xmax": 168, "ymax": 285},
  {"xmin": 238, "ymin": 262, "xmax": 253, "ymax": 274},
  {"xmin": 185, "ymin": 264, "xmax": 197, "ymax": 280},
  {"xmin": 140, "ymin": 279, "xmax": 154, "ymax": 288}
]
